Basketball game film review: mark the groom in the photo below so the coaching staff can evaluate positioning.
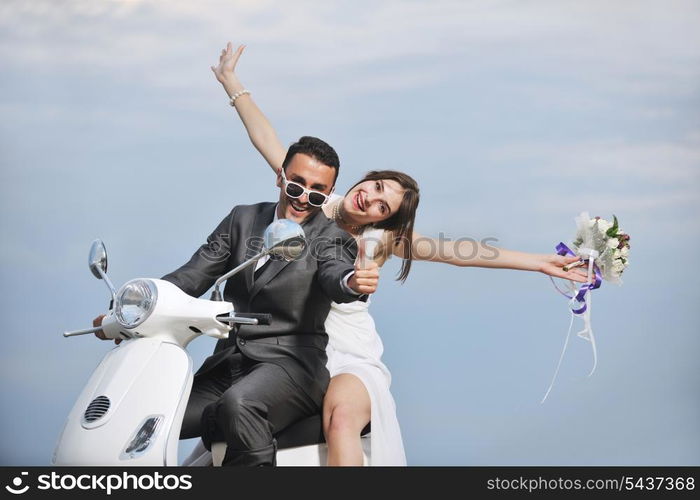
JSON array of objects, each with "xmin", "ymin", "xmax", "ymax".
[{"xmin": 161, "ymin": 136, "xmax": 379, "ymax": 466}]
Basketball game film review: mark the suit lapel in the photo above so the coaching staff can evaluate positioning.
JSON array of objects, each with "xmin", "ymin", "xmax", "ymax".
[
  {"xmin": 248, "ymin": 255, "xmax": 290, "ymax": 300},
  {"xmin": 248, "ymin": 208, "xmax": 327, "ymax": 302},
  {"xmin": 244, "ymin": 203, "xmax": 276, "ymax": 294}
]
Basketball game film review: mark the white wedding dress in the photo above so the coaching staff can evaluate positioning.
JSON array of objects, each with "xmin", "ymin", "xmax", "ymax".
[
  {"xmin": 324, "ymin": 195, "xmax": 406, "ymax": 465},
  {"xmin": 325, "ymin": 293, "xmax": 407, "ymax": 466}
]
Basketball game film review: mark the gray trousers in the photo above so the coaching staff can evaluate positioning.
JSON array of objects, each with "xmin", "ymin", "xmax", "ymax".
[{"xmin": 180, "ymin": 352, "xmax": 318, "ymax": 466}]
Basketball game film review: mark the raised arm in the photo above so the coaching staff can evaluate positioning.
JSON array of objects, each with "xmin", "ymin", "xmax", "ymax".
[
  {"xmin": 390, "ymin": 230, "xmax": 590, "ymax": 283},
  {"xmin": 211, "ymin": 42, "xmax": 286, "ymax": 173}
]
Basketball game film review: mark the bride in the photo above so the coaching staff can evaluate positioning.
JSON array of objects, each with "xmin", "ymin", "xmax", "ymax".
[{"xmin": 210, "ymin": 42, "xmax": 590, "ymax": 466}]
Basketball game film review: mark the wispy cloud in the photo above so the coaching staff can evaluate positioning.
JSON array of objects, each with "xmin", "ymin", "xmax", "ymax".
[
  {"xmin": 490, "ymin": 133, "xmax": 700, "ymax": 184},
  {"xmin": 2, "ymin": 0, "xmax": 699, "ymax": 467},
  {"xmin": 2, "ymin": 0, "xmax": 699, "ymax": 103}
]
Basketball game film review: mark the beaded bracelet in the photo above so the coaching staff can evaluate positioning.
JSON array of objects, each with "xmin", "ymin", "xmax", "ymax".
[{"xmin": 229, "ymin": 89, "xmax": 251, "ymax": 107}]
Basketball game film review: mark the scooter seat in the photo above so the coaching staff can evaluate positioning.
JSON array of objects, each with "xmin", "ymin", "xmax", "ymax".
[
  {"xmin": 275, "ymin": 414, "xmax": 370, "ymax": 450},
  {"xmin": 204, "ymin": 417, "xmax": 371, "ymax": 466}
]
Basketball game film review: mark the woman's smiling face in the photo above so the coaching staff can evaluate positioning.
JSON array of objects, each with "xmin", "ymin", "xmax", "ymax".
[{"xmin": 343, "ymin": 178, "xmax": 405, "ymax": 225}]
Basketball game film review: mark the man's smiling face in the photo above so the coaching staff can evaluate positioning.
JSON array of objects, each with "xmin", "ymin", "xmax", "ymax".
[{"xmin": 276, "ymin": 152, "xmax": 336, "ymax": 223}]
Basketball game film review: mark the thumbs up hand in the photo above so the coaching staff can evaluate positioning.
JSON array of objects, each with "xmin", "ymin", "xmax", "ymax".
[{"xmin": 348, "ymin": 237, "xmax": 380, "ymax": 295}]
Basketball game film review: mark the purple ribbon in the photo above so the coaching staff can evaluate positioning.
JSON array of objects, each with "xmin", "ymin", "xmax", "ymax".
[{"xmin": 554, "ymin": 242, "xmax": 602, "ymax": 314}]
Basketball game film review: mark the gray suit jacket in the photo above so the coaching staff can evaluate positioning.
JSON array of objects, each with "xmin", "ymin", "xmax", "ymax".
[{"xmin": 162, "ymin": 202, "xmax": 360, "ymax": 404}]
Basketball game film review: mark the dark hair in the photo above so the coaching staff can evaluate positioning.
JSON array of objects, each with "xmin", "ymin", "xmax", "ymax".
[
  {"xmin": 346, "ymin": 170, "xmax": 420, "ymax": 282},
  {"xmin": 282, "ymin": 136, "xmax": 340, "ymax": 183}
]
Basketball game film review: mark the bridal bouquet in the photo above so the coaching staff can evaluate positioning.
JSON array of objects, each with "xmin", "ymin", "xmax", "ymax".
[
  {"xmin": 541, "ymin": 212, "xmax": 631, "ymax": 403},
  {"xmin": 565, "ymin": 214, "xmax": 630, "ymax": 284}
]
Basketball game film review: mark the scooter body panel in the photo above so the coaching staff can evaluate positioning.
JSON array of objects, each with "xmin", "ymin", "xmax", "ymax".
[
  {"xmin": 207, "ymin": 438, "xmax": 371, "ymax": 466},
  {"xmin": 275, "ymin": 438, "xmax": 371, "ymax": 466},
  {"xmin": 53, "ymin": 338, "xmax": 192, "ymax": 465}
]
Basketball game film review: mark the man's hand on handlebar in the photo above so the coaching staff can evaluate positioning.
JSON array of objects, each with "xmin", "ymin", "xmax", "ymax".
[{"xmin": 93, "ymin": 315, "xmax": 122, "ymax": 345}]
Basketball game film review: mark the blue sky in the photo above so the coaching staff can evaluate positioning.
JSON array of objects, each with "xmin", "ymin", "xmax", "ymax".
[{"xmin": 1, "ymin": 0, "xmax": 698, "ymax": 465}]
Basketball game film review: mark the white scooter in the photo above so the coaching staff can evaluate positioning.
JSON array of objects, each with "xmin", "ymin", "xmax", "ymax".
[{"xmin": 52, "ymin": 219, "xmax": 370, "ymax": 466}]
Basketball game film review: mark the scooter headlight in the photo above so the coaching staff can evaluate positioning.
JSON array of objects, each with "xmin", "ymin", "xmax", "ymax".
[{"xmin": 114, "ymin": 279, "xmax": 157, "ymax": 328}]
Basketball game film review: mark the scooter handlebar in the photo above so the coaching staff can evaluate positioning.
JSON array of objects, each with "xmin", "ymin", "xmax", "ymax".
[
  {"xmin": 233, "ymin": 313, "xmax": 272, "ymax": 325},
  {"xmin": 64, "ymin": 313, "xmax": 124, "ymax": 339},
  {"xmin": 218, "ymin": 312, "xmax": 272, "ymax": 326},
  {"xmin": 63, "ymin": 326, "xmax": 106, "ymax": 337}
]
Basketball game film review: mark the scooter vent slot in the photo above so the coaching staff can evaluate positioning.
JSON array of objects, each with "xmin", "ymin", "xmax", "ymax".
[{"xmin": 83, "ymin": 395, "xmax": 111, "ymax": 422}]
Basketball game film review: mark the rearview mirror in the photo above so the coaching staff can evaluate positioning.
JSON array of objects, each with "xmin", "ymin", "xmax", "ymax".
[
  {"xmin": 88, "ymin": 239, "xmax": 108, "ymax": 279},
  {"xmin": 87, "ymin": 239, "xmax": 117, "ymax": 302},
  {"xmin": 263, "ymin": 219, "xmax": 306, "ymax": 261},
  {"xmin": 210, "ymin": 220, "xmax": 307, "ymax": 301}
]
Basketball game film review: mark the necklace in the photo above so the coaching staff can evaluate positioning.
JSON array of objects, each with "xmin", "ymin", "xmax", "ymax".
[{"xmin": 332, "ymin": 199, "xmax": 363, "ymax": 234}]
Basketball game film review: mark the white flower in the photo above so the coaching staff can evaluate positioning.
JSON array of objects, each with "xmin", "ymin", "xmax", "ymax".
[
  {"xmin": 613, "ymin": 248, "xmax": 621, "ymax": 258},
  {"xmin": 598, "ymin": 219, "xmax": 613, "ymax": 232},
  {"xmin": 621, "ymin": 246, "xmax": 629, "ymax": 257},
  {"xmin": 612, "ymin": 259, "xmax": 626, "ymax": 273},
  {"xmin": 607, "ymin": 238, "xmax": 620, "ymax": 249}
]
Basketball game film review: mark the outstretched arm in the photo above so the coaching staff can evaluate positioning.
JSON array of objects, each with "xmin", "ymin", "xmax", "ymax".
[
  {"xmin": 211, "ymin": 42, "xmax": 286, "ymax": 173},
  {"xmin": 390, "ymin": 230, "xmax": 590, "ymax": 283}
]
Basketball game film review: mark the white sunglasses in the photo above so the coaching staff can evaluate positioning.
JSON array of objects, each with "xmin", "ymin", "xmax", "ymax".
[{"xmin": 280, "ymin": 169, "xmax": 331, "ymax": 207}]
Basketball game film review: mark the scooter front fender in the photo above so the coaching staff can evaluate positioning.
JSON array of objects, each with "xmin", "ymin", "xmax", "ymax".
[{"xmin": 53, "ymin": 338, "xmax": 192, "ymax": 465}]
